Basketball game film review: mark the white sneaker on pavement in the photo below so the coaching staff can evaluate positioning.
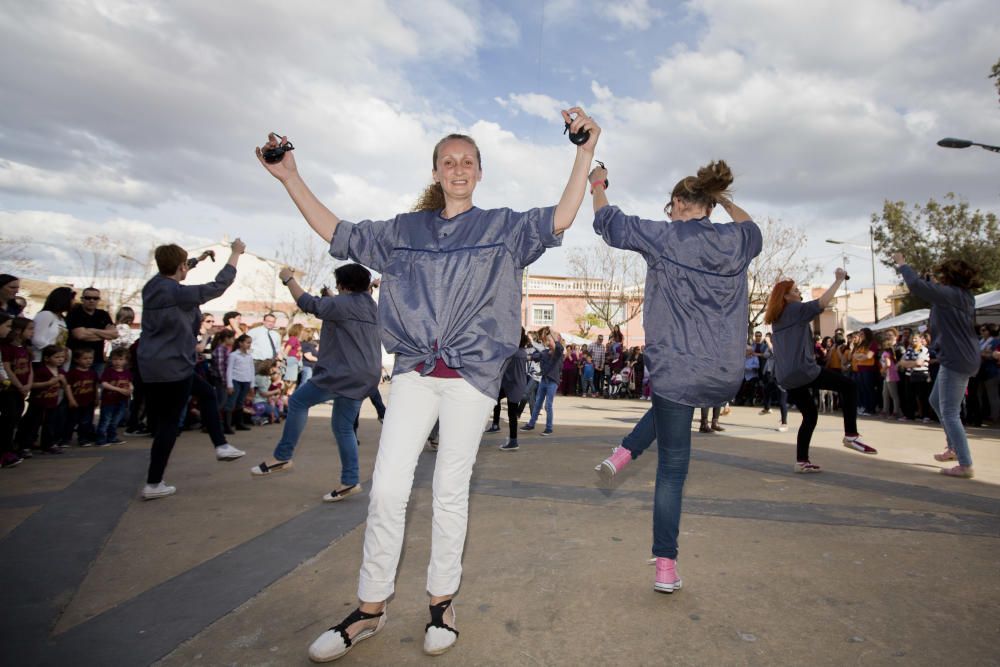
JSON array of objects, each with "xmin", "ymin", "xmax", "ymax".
[
  {"xmin": 215, "ymin": 443, "xmax": 246, "ymax": 460},
  {"xmin": 142, "ymin": 482, "xmax": 176, "ymax": 500}
]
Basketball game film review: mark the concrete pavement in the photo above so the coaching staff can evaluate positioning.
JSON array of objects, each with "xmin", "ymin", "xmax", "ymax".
[{"xmin": 1, "ymin": 390, "xmax": 998, "ymax": 666}]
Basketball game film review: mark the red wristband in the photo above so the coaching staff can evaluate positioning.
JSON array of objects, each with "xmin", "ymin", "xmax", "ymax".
[{"xmin": 590, "ymin": 179, "xmax": 607, "ymax": 190}]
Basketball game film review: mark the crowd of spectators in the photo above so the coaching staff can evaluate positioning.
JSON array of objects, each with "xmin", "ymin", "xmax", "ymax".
[
  {"xmin": 735, "ymin": 322, "xmax": 1000, "ymax": 428},
  {"xmin": 0, "ymin": 271, "xmax": 335, "ymax": 469}
]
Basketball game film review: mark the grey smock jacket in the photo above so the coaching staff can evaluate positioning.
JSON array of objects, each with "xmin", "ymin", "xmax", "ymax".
[
  {"xmin": 594, "ymin": 206, "xmax": 762, "ymax": 406},
  {"xmin": 899, "ymin": 265, "xmax": 979, "ymax": 376},
  {"xmin": 772, "ymin": 300, "xmax": 824, "ymax": 389},
  {"xmin": 531, "ymin": 341, "xmax": 564, "ymax": 384},
  {"xmin": 297, "ymin": 291, "xmax": 380, "ymax": 400},
  {"xmin": 138, "ymin": 265, "xmax": 236, "ymax": 383},
  {"xmin": 330, "ymin": 206, "xmax": 561, "ymax": 399},
  {"xmin": 500, "ymin": 347, "xmax": 529, "ymax": 404}
]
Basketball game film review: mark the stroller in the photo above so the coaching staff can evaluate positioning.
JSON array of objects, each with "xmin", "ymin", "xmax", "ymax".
[{"xmin": 607, "ymin": 366, "xmax": 633, "ymax": 399}]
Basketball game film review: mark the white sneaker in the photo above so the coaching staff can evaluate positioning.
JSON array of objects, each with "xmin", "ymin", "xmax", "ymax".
[
  {"xmin": 777, "ymin": 423, "xmax": 788, "ymax": 432},
  {"xmin": 215, "ymin": 443, "xmax": 245, "ymax": 460},
  {"xmin": 142, "ymin": 482, "xmax": 176, "ymax": 500}
]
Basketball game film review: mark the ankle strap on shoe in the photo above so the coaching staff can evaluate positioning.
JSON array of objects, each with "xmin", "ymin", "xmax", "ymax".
[
  {"xmin": 426, "ymin": 600, "xmax": 459, "ymax": 636},
  {"xmin": 329, "ymin": 607, "xmax": 384, "ymax": 647}
]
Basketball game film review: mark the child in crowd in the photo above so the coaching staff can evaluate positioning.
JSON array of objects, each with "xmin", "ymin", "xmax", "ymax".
[
  {"xmin": 283, "ymin": 322, "xmax": 303, "ymax": 395},
  {"xmin": 66, "ymin": 348, "xmax": 99, "ymax": 446},
  {"xmin": 97, "ymin": 348, "xmax": 132, "ymax": 446},
  {"xmin": 2, "ymin": 316, "xmax": 34, "ymax": 464},
  {"xmin": 253, "ymin": 359, "xmax": 281, "ymax": 424},
  {"xmin": 17, "ymin": 345, "xmax": 74, "ymax": 454},
  {"xmin": 211, "ymin": 329, "xmax": 235, "ymax": 433},
  {"xmin": 0, "ymin": 314, "xmax": 21, "ymax": 466},
  {"xmin": 226, "ymin": 333, "xmax": 254, "ymax": 432},
  {"xmin": 880, "ymin": 330, "xmax": 903, "ymax": 419},
  {"xmin": 581, "ymin": 354, "xmax": 596, "ymax": 396},
  {"xmin": 269, "ymin": 364, "xmax": 286, "ymax": 418}
]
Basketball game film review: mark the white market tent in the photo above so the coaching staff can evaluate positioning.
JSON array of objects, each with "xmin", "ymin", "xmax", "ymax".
[{"xmin": 870, "ymin": 289, "xmax": 1000, "ymax": 331}]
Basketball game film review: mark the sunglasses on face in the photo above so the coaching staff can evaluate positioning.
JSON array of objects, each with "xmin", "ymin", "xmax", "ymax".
[{"xmin": 82, "ymin": 296, "xmax": 100, "ymax": 301}]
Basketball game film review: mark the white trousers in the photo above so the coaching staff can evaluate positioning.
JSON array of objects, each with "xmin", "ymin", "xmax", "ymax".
[{"xmin": 358, "ymin": 371, "xmax": 494, "ymax": 601}]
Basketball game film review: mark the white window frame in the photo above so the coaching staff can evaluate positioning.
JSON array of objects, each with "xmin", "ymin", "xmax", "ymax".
[{"xmin": 531, "ymin": 302, "xmax": 555, "ymax": 326}]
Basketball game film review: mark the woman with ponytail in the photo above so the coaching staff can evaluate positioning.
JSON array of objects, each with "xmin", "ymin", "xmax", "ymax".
[
  {"xmin": 764, "ymin": 269, "xmax": 877, "ymax": 474},
  {"xmin": 257, "ymin": 108, "xmax": 600, "ymax": 661},
  {"xmin": 589, "ymin": 160, "xmax": 762, "ymax": 595}
]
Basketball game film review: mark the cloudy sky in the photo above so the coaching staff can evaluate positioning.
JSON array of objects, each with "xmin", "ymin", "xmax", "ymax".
[{"xmin": 2, "ymin": 0, "xmax": 998, "ymax": 288}]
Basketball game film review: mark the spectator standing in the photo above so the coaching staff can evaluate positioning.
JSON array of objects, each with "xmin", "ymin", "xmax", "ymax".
[
  {"xmin": 66, "ymin": 287, "xmax": 117, "ymax": 376},
  {"xmin": 895, "ymin": 254, "xmax": 982, "ymax": 478},
  {"xmin": 210, "ymin": 329, "xmax": 235, "ymax": 433},
  {"xmin": 65, "ymin": 348, "xmax": 99, "ymax": 446},
  {"xmin": 590, "ymin": 334, "xmax": 606, "ymax": 395},
  {"xmin": 975, "ymin": 324, "xmax": 999, "ymax": 425},
  {"xmin": 900, "ymin": 333, "xmax": 932, "ymax": 421},
  {"xmin": 96, "ymin": 348, "xmax": 132, "ymax": 446},
  {"xmin": 283, "ymin": 322, "xmax": 303, "ymax": 391},
  {"xmin": 225, "ymin": 334, "xmax": 255, "ymax": 432},
  {"xmin": 249, "ymin": 312, "xmax": 282, "ymax": 363},
  {"xmin": 110, "ymin": 306, "xmax": 139, "ymax": 354},
  {"xmin": 1, "ymin": 275, "xmax": 24, "ymax": 317},
  {"xmin": 137, "ymin": 240, "xmax": 247, "ymax": 500},
  {"xmin": 223, "ymin": 311, "xmax": 242, "ymax": 333},
  {"xmin": 0, "ymin": 313, "xmax": 22, "ymax": 466},
  {"xmin": 299, "ymin": 328, "xmax": 318, "ymax": 385},
  {"xmin": 32, "ymin": 287, "xmax": 75, "ymax": 366},
  {"xmin": 17, "ymin": 345, "xmax": 74, "ymax": 454},
  {"xmin": 2, "ymin": 317, "xmax": 34, "ymax": 463},
  {"xmin": 880, "ymin": 331, "xmax": 903, "ymax": 419}
]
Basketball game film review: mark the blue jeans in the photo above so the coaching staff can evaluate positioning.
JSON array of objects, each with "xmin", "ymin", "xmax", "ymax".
[
  {"xmin": 97, "ymin": 402, "xmax": 127, "ymax": 444},
  {"xmin": 299, "ymin": 366, "xmax": 314, "ymax": 385},
  {"xmin": 650, "ymin": 395, "xmax": 694, "ymax": 560},
  {"xmin": 225, "ymin": 381, "xmax": 250, "ymax": 412},
  {"xmin": 528, "ymin": 378, "xmax": 558, "ymax": 430},
  {"xmin": 272, "ymin": 380, "xmax": 363, "ymax": 486},
  {"xmin": 621, "ymin": 407, "xmax": 656, "ymax": 458},
  {"xmin": 929, "ymin": 366, "xmax": 973, "ymax": 467}
]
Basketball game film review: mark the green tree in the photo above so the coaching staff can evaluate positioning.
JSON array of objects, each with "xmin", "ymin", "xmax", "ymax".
[{"xmin": 871, "ymin": 194, "xmax": 999, "ymax": 310}]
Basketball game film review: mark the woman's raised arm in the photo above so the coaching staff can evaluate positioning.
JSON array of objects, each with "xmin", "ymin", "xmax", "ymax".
[
  {"xmin": 257, "ymin": 133, "xmax": 341, "ymax": 243},
  {"xmin": 553, "ymin": 108, "xmax": 601, "ymax": 234}
]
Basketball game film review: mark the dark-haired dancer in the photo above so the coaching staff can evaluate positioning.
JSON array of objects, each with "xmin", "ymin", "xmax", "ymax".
[
  {"xmin": 250, "ymin": 263, "xmax": 381, "ymax": 503},
  {"xmin": 894, "ymin": 253, "xmax": 981, "ymax": 478},
  {"xmin": 139, "ymin": 239, "xmax": 247, "ymax": 500},
  {"xmin": 764, "ymin": 270, "xmax": 876, "ymax": 473},
  {"xmin": 589, "ymin": 159, "xmax": 762, "ymax": 594},
  {"xmin": 258, "ymin": 108, "xmax": 598, "ymax": 661}
]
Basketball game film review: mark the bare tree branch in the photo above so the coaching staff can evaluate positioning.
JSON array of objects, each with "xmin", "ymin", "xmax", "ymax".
[
  {"xmin": 567, "ymin": 245, "xmax": 645, "ymax": 329},
  {"xmin": 746, "ymin": 218, "xmax": 819, "ymax": 336}
]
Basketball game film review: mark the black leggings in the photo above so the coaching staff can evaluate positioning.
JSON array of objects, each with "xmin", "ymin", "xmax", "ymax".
[
  {"xmin": 492, "ymin": 390, "xmax": 526, "ymax": 440},
  {"xmin": 145, "ymin": 374, "xmax": 226, "ymax": 484},
  {"xmin": 786, "ymin": 369, "xmax": 858, "ymax": 462}
]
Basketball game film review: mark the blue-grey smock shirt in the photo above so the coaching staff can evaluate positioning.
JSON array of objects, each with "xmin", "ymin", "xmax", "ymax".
[
  {"xmin": 297, "ymin": 291, "xmax": 381, "ymax": 400},
  {"xmin": 330, "ymin": 206, "xmax": 561, "ymax": 399},
  {"xmin": 594, "ymin": 206, "xmax": 763, "ymax": 406},
  {"xmin": 772, "ymin": 300, "xmax": 824, "ymax": 389},
  {"xmin": 138, "ymin": 265, "xmax": 236, "ymax": 383},
  {"xmin": 899, "ymin": 265, "xmax": 979, "ymax": 376}
]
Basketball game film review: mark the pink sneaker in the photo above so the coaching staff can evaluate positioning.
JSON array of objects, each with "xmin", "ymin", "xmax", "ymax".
[
  {"xmin": 940, "ymin": 465, "xmax": 974, "ymax": 479},
  {"xmin": 654, "ymin": 557, "xmax": 682, "ymax": 593},
  {"xmin": 842, "ymin": 435, "xmax": 877, "ymax": 455},
  {"xmin": 933, "ymin": 449, "xmax": 957, "ymax": 462},
  {"xmin": 595, "ymin": 446, "xmax": 633, "ymax": 482}
]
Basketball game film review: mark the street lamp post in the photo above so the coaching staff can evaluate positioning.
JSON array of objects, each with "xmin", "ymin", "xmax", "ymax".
[
  {"xmin": 826, "ymin": 232, "xmax": 880, "ymax": 323},
  {"xmin": 937, "ymin": 137, "xmax": 1000, "ymax": 154}
]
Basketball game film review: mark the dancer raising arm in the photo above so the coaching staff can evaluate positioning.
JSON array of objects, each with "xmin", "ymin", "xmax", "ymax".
[
  {"xmin": 589, "ymin": 160, "xmax": 762, "ymax": 595},
  {"xmin": 893, "ymin": 253, "xmax": 981, "ymax": 478},
  {"xmin": 257, "ymin": 107, "xmax": 599, "ymax": 662},
  {"xmin": 764, "ymin": 269, "xmax": 877, "ymax": 475}
]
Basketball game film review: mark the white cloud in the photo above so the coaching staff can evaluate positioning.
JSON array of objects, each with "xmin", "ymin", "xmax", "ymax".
[
  {"xmin": 499, "ymin": 93, "xmax": 569, "ymax": 120},
  {"xmin": 602, "ymin": 0, "xmax": 662, "ymax": 30}
]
